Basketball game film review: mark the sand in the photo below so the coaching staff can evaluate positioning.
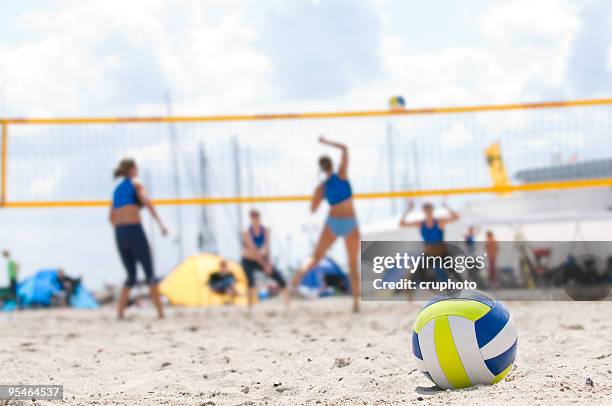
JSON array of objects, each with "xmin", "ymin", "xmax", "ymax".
[{"xmin": 1, "ymin": 298, "xmax": 611, "ymax": 405}]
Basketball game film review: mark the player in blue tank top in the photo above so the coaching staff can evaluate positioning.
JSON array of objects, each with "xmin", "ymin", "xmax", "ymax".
[
  {"xmin": 109, "ymin": 158, "xmax": 167, "ymax": 320},
  {"xmin": 399, "ymin": 200, "xmax": 460, "ymax": 284},
  {"xmin": 113, "ymin": 177, "xmax": 139, "ymax": 208},
  {"xmin": 241, "ymin": 209, "xmax": 288, "ymax": 309},
  {"xmin": 464, "ymin": 225, "xmax": 478, "ymax": 254},
  {"xmin": 399, "ymin": 200, "xmax": 459, "ymax": 244},
  {"xmin": 291, "ymin": 136, "xmax": 361, "ymax": 313}
]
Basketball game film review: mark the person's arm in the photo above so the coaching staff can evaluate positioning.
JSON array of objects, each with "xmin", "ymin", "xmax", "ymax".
[
  {"xmin": 311, "ymin": 184, "xmax": 324, "ymax": 213},
  {"xmin": 242, "ymin": 231, "xmax": 271, "ymax": 272},
  {"xmin": 399, "ymin": 200, "xmax": 420, "ymax": 227},
  {"xmin": 134, "ymin": 181, "xmax": 167, "ymax": 235},
  {"xmin": 262, "ymin": 228, "xmax": 271, "ymax": 260},
  {"xmin": 319, "ymin": 136, "xmax": 348, "ymax": 179},
  {"xmin": 108, "ymin": 204, "xmax": 116, "ymax": 225},
  {"xmin": 439, "ymin": 204, "xmax": 460, "ymax": 228}
]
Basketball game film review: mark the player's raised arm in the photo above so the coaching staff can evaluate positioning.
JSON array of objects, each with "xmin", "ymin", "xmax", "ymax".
[
  {"xmin": 399, "ymin": 200, "xmax": 420, "ymax": 227},
  {"xmin": 319, "ymin": 136, "xmax": 348, "ymax": 179},
  {"xmin": 440, "ymin": 200, "xmax": 460, "ymax": 227}
]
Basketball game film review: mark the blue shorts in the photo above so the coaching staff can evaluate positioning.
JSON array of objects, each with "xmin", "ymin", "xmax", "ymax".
[{"xmin": 326, "ymin": 216, "xmax": 357, "ymax": 237}]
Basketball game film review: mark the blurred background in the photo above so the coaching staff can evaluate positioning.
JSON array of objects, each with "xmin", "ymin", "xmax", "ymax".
[{"xmin": 0, "ymin": 0, "xmax": 611, "ymax": 290}]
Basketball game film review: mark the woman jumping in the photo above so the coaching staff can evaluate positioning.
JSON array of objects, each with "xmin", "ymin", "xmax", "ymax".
[
  {"xmin": 109, "ymin": 158, "xmax": 167, "ymax": 319},
  {"xmin": 292, "ymin": 137, "xmax": 360, "ymax": 312}
]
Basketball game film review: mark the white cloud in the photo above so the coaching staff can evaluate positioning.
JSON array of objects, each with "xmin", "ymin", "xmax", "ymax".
[
  {"xmin": 527, "ymin": 137, "xmax": 551, "ymax": 150},
  {"xmin": 482, "ymin": 0, "xmax": 579, "ymax": 46},
  {"xmin": 381, "ymin": 38, "xmax": 514, "ymax": 105},
  {"xmin": 0, "ymin": 0, "xmax": 605, "ymax": 118},
  {"xmin": 440, "ymin": 123, "xmax": 474, "ymax": 149},
  {"xmin": 28, "ymin": 167, "xmax": 64, "ymax": 196},
  {"xmin": 344, "ymin": 0, "xmax": 598, "ymax": 111},
  {"xmin": 1, "ymin": 0, "xmax": 271, "ymax": 117},
  {"xmin": 564, "ymin": 1, "xmax": 612, "ymax": 96},
  {"xmin": 559, "ymin": 131, "xmax": 586, "ymax": 150},
  {"xmin": 483, "ymin": 0, "xmax": 581, "ymax": 97}
]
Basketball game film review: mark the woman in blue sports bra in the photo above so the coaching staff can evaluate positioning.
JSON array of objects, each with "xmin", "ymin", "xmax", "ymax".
[
  {"xmin": 241, "ymin": 209, "xmax": 288, "ymax": 309},
  {"xmin": 109, "ymin": 158, "xmax": 167, "ymax": 319},
  {"xmin": 399, "ymin": 200, "xmax": 459, "ymax": 245},
  {"xmin": 292, "ymin": 136, "xmax": 360, "ymax": 312},
  {"xmin": 399, "ymin": 200, "xmax": 460, "ymax": 283}
]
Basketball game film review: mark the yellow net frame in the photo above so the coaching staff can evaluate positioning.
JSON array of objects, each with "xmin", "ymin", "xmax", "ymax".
[{"xmin": 1, "ymin": 97, "xmax": 612, "ymax": 208}]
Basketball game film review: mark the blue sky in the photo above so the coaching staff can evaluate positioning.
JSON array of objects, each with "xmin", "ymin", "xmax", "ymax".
[{"xmin": 0, "ymin": 0, "xmax": 611, "ymax": 289}]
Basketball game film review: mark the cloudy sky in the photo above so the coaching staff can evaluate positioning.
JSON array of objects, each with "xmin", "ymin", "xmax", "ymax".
[
  {"xmin": 0, "ymin": 0, "xmax": 611, "ymax": 289},
  {"xmin": 1, "ymin": 0, "xmax": 611, "ymax": 119}
]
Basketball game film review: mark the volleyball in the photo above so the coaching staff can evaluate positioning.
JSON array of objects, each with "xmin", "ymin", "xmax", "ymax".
[
  {"xmin": 388, "ymin": 95, "xmax": 406, "ymax": 110},
  {"xmin": 411, "ymin": 292, "xmax": 517, "ymax": 389}
]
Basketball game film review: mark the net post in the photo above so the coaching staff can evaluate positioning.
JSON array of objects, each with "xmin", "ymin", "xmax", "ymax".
[{"xmin": 1, "ymin": 121, "xmax": 7, "ymax": 207}]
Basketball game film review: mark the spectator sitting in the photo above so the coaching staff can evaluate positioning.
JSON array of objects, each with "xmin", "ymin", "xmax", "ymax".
[
  {"xmin": 56, "ymin": 268, "xmax": 82, "ymax": 306},
  {"xmin": 208, "ymin": 260, "xmax": 237, "ymax": 302}
]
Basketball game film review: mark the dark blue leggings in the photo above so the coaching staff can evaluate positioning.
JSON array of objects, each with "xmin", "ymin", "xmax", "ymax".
[
  {"xmin": 241, "ymin": 258, "xmax": 287, "ymax": 288},
  {"xmin": 115, "ymin": 224, "xmax": 155, "ymax": 287}
]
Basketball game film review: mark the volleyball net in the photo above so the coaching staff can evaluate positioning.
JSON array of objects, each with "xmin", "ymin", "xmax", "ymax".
[{"xmin": 1, "ymin": 98, "xmax": 612, "ymax": 209}]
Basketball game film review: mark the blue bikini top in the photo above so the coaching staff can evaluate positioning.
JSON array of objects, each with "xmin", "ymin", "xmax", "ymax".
[
  {"xmin": 113, "ymin": 178, "xmax": 139, "ymax": 208},
  {"xmin": 324, "ymin": 173, "xmax": 352, "ymax": 206}
]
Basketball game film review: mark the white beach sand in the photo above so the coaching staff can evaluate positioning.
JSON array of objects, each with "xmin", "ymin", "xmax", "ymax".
[{"xmin": 1, "ymin": 298, "xmax": 611, "ymax": 405}]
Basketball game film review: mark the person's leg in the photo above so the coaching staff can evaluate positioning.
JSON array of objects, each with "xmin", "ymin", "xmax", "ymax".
[
  {"xmin": 132, "ymin": 227, "xmax": 164, "ymax": 319},
  {"xmin": 344, "ymin": 227, "xmax": 361, "ymax": 313},
  {"xmin": 241, "ymin": 258, "xmax": 257, "ymax": 309},
  {"xmin": 489, "ymin": 257, "xmax": 497, "ymax": 286},
  {"xmin": 292, "ymin": 226, "xmax": 337, "ymax": 289},
  {"xmin": 116, "ymin": 237, "xmax": 137, "ymax": 319},
  {"xmin": 9, "ymin": 278, "xmax": 20, "ymax": 308},
  {"xmin": 148, "ymin": 284, "xmax": 164, "ymax": 319},
  {"xmin": 270, "ymin": 267, "xmax": 289, "ymax": 307},
  {"xmin": 426, "ymin": 245, "xmax": 450, "ymax": 282},
  {"xmin": 117, "ymin": 286, "xmax": 131, "ymax": 319},
  {"xmin": 210, "ymin": 280, "xmax": 224, "ymax": 295},
  {"xmin": 230, "ymin": 286, "xmax": 238, "ymax": 300},
  {"xmin": 9, "ymin": 278, "xmax": 17, "ymax": 300},
  {"xmin": 224, "ymin": 277, "xmax": 238, "ymax": 303}
]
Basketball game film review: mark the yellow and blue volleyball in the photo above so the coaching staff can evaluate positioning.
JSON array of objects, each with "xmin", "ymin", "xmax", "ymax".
[
  {"xmin": 411, "ymin": 291, "xmax": 517, "ymax": 389},
  {"xmin": 388, "ymin": 95, "xmax": 406, "ymax": 110}
]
